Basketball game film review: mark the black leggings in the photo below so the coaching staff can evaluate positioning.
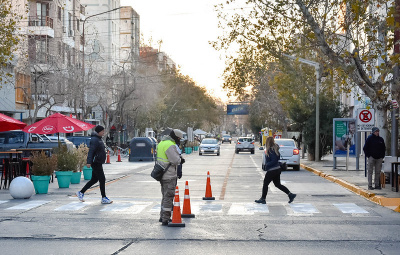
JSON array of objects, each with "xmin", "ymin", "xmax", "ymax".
[
  {"xmin": 80, "ymin": 163, "xmax": 106, "ymax": 197},
  {"xmin": 262, "ymin": 169, "xmax": 290, "ymax": 199}
]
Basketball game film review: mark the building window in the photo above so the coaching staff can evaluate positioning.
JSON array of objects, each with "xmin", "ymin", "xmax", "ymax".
[{"xmin": 58, "ymin": 6, "xmax": 62, "ymax": 21}]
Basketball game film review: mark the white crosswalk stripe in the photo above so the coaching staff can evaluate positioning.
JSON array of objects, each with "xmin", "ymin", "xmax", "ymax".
[
  {"xmin": 0, "ymin": 199, "xmax": 372, "ymax": 216},
  {"xmin": 334, "ymin": 203, "xmax": 369, "ymax": 214},
  {"xmin": 5, "ymin": 200, "xmax": 50, "ymax": 210}
]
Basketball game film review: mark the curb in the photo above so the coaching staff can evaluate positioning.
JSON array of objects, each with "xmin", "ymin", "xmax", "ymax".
[{"xmin": 300, "ymin": 163, "xmax": 400, "ymax": 213}]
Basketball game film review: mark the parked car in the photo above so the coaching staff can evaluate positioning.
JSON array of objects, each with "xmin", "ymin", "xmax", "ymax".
[
  {"xmin": 262, "ymin": 138, "xmax": 300, "ymax": 171},
  {"xmin": 235, "ymin": 137, "xmax": 255, "ymax": 154},
  {"xmin": 222, "ymin": 134, "xmax": 232, "ymax": 144},
  {"xmin": 199, "ymin": 138, "xmax": 220, "ymax": 156},
  {"xmin": 67, "ymin": 136, "xmax": 91, "ymax": 148},
  {"xmin": 0, "ymin": 131, "xmax": 74, "ymax": 158}
]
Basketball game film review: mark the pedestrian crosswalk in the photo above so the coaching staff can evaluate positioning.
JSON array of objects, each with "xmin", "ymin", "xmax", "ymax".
[{"xmin": 0, "ymin": 199, "xmax": 372, "ymax": 216}]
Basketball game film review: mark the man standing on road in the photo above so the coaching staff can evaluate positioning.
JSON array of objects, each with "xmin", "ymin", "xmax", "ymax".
[
  {"xmin": 363, "ymin": 127, "xmax": 386, "ymax": 190},
  {"xmin": 157, "ymin": 129, "xmax": 185, "ymax": 225},
  {"xmin": 76, "ymin": 125, "xmax": 113, "ymax": 204}
]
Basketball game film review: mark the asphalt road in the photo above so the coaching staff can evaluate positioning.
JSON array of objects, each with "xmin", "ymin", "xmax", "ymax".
[{"xmin": 0, "ymin": 142, "xmax": 399, "ymax": 255}]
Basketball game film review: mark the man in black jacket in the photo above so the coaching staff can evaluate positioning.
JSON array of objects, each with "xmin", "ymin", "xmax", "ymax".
[
  {"xmin": 363, "ymin": 127, "xmax": 386, "ymax": 190},
  {"xmin": 76, "ymin": 125, "xmax": 113, "ymax": 204}
]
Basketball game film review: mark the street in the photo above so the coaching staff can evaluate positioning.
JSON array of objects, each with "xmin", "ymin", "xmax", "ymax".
[{"xmin": 0, "ymin": 142, "xmax": 399, "ymax": 255}]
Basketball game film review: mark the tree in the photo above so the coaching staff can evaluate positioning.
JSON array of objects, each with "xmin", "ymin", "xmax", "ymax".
[
  {"xmin": 0, "ymin": 0, "xmax": 26, "ymax": 81},
  {"xmin": 214, "ymin": 0, "xmax": 398, "ymax": 142}
]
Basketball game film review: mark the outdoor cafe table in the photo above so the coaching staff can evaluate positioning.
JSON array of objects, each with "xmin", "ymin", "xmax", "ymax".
[{"xmin": 0, "ymin": 151, "xmax": 23, "ymax": 189}]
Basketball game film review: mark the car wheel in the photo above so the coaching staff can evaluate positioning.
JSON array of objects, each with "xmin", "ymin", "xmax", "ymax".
[
  {"xmin": 251, "ymin": 149, "xmax": 254, "ymax": 154},
  {"xmin": 199, "ymin": 152, "xmax": 202, "ymax": 156},
  {"xmin": 236, "ymin": 149, "xmax": 239, "ymax": 154},
  {"xmin": 293, "ymin": 165, "xmax": 300, "ymax": 171},
  {"xmin": 230, "ymin": 142, "xmax": 231, "ymax": 144},
  {"xmin": 217, "ymin": 152, "xmax": 220, "ymax": 156}
]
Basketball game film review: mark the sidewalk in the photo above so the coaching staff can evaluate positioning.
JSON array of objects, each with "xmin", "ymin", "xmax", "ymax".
[{"xmin": 301, "ymin": 153, "xmax": 400, "ymax": 212}]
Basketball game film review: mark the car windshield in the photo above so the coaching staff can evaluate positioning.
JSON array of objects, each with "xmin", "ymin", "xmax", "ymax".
[
  {"xmin": 202, "ymin": 139, "xmax": 218, "ymax": 144},
  {"xmin": 223, "ymin": 135, "xmax": 230, "ymax": 138},
  {"xmin": 275, "ymin": 140, "xmax": 296, "ymax": 147},
  {"xmin": 238, "ymin": 138, "xmax": 252, "ymax": 142}
]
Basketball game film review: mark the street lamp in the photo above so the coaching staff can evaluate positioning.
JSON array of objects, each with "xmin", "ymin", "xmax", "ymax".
[{"xmin": 283, "ymin": 54, "xmax": 321, "ymax": 162}]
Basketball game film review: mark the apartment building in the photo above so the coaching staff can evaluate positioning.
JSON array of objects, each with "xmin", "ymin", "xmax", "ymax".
[
  {"xmin": 139, "ymin": 47, "xmax": 176, "ymax": 72},
  {"xmin": 120, "ymin": 6, "xmax": 140, "ymax": 71},
  {"xmin": 81, "ymin": 0, "xmax": 121, "ymax": 75}
]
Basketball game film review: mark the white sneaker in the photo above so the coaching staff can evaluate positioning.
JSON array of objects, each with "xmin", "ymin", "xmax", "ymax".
[
  {"xmin": 76, "ymin": 191, "xmax": 85, "ymax": 202},
  {"xmin": 101, "ymin": 197, "xmax": 113, "ymax": 204}
]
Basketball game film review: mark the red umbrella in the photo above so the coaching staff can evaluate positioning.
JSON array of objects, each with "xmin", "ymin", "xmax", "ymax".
[
  {"xmin": 0, "ymin": 113, "xmax": 27, "ymax": 132},
  {"xmin": 23, "ymin": 113, "xmax": 95, "ymax": 134}
]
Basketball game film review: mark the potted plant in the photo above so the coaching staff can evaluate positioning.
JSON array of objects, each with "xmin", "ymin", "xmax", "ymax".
[
  {"xmin": 55, "ymin": 145, "xmax": 78, "ymax": 188},
  {"xmin": 30, "ymin": 151, "xmax": 57, "ymax": 194},
  {"xmin": 71, "ymin": 144, "xmax": 89, "ymax": 184}
]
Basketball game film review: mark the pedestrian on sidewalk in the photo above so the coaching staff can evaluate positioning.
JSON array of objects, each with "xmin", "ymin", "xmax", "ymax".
[
  {"xmin": 157, "ymin": 129, "xmax": 185, "ymax": 225},
  {"xmin": 76, "ymin": 125, "xmax": 113, "ymax": 204},
  {"xmin": 363, "ymin": 127, "xmax": 386, "ymax": 190},
  {"xmin": 255, "ymin": 136, "xmax": 296, "ymax": 204}
]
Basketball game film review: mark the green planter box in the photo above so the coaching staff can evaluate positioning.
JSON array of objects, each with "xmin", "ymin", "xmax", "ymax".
[
  {"xmin": 55, "ymin": 171, "xmax": 73, "ymax": 188},
  {"xmin": 83, "ymin": 166, "xmax": 92, "ymax": 180},
  {"xmin": 71, "ymin": 171, "xmax": 82, "ymax": 184},
  {"xmin": 31, "ymin": 175, "xmax": 51, "ymax": 194}
]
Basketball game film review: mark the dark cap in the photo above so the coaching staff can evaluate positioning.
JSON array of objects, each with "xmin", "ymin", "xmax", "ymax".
[
  {"xmin": 372, "ymin": 127, "xmax": 379, "ymax": 133},
  {"xmin": 95, "ymin": 125, "xmax": 105, "ymax": 133}
]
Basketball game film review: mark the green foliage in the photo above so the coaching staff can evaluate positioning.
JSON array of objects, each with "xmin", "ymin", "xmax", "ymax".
[
  {"xmin": 55, "ymin": 145, "xmax": 79, "ymax": 172},
  {"xmin": 159, "ymin": 69, "xmax": 222, "ymax": 130},
  {"xmin": 0, "ymin": 0, "xmax": 26, "ymax": 80},
  {"xmin": 302, "ymin": 95, "xmax": 348, "ymax": 160},
  {"xmin": 30, "ymin": 151, "xmax": 57, "ymax": 176}
]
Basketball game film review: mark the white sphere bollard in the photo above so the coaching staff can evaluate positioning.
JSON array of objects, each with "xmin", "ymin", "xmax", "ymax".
[{"xmin": 9, "ymin": 177, "xmax": 35, "ymax": 199}]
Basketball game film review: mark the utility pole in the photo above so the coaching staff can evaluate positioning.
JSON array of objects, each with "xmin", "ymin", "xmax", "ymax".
[{"xmin": 283, "ymin": 54, "xmax": 321, "ymax": 161}]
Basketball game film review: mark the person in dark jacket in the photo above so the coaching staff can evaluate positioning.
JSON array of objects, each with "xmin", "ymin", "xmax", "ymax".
[
  {"xmin": 76, "ymin": 125, "xmax": 113, "ymax": 204},
  {"xmin": 363, "ymin": 127, "xmax": 386, "ymax": 190},
  {"xmin": 255, "ymin": 136, "xmax": 296, "ymax": 204}
]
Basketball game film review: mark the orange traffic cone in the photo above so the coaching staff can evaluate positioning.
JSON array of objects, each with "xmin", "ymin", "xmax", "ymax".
[
  {"xmin": 105, "ymin": 151, "xmax": 111, "ymax": 164},
  {"xmin": 203, "ymin": 171, "xmax": 215, "ymax": 200},
  {"xmin": 168, "ymin": 186, "xmax": 185, "ymax": 227},
  {"xmin": 182, "ymin": 181, "xmax": 195, "ymax": 218},
  {"xmin": 116, "ymin": 149, "xmax": 122, "ymax": 162}
]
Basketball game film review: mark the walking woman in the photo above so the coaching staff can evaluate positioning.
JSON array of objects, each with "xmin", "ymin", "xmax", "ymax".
[
  {"xmin": 76, "ymin": 125, "xmax": 113, "ymax": 204},
  {"xmin": 255, "ymin": 136, "xmax": 296, "ymax": 204}
]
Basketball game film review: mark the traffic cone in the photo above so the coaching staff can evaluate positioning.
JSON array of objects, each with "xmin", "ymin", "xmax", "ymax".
[
  {"xmin": 203, "ymin": 171, "xmax": 215, "ymax": 200},
  {"xmin": 182, "ymin": 181, "xmax": 195, "ymax": 218},
  {"xmin": 168, "ymin": 186, "xmax": 185, "ymax": 227},
  {"xmin": 116, "ymin": 149, "xmax": 122, "ymax": 162},
  {"xmin": 105, "ymin": 151, "xmax": 111, "ymax": 164}
]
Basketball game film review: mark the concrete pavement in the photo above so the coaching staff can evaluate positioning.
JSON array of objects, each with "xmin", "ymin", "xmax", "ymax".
[{"xmin": 300, "ymin": 153, "xmax": 400, "ymax": 212}]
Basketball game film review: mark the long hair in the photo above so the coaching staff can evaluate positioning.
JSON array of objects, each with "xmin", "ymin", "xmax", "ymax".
[{"xmin": 265, "ymin": 136, "xmax": 279, "ymax": 157}]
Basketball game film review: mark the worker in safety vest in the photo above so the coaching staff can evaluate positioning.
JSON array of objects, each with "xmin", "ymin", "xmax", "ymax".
[{"xmin": 157, "ymin": 129, "xmax": 185, "ymax": 225}]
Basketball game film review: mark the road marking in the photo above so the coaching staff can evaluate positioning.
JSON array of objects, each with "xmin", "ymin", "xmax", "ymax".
[
  {"xmin": 289, "ymin": 203, "xmax": 320, "ymax": 214},
  {"xmin": 5, "ymin": 200, "xmax": 50, "ymax": 210},
  {"xmin": 228, "ymin": 203, "xmax": 269, "ymax": 215},
  {"xmin": 334, "ymin": 203, "xmax": 369, "ymax": 214},
  {"xmin": 0, "ymin": 200, "xmax": 9, "ymax": 205},
  {"xmin": 149, "ymin": 204, "xmax": 161, "ymax": 213},
  {"xmin": 192, "ymin": 202, "xmax": 223, "ymax": 214},
  {"xmin": 55, "ymin": 202, "xmax": 93, "ymax": 211},
  {"xmin": 100, "ymin": 202, "xmax": 135, "ymax": 212},
  {"xmin": 219, "ymin": 151, "xmax": 235, "ymax": 200}
]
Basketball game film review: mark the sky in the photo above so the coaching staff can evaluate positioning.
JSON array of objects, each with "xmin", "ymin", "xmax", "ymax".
[{"xmin": 120, "ymin": 0, "xmax": 231, "ymax": 102}]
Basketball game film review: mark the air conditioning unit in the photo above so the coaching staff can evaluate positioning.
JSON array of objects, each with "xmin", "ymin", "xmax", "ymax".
[{"xmin": 63, "ymin": 26, "xmax": 67, "ymax": 33}]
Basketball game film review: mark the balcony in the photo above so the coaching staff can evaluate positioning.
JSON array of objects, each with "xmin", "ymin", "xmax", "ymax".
[{"xmin": 26, "ymin": 16, "xmax": 54, "ymax": 38}]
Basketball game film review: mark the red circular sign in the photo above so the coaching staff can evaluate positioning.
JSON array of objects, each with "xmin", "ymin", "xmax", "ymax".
[{"xmin": 359, "ymin": 110, "xmax": 372, "ymax": 123}]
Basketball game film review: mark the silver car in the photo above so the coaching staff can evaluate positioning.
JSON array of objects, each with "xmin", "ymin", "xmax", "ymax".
[
  {"xmin": 262, "ymin": 139, "xmax": 300, "ymax": 170},
  {"xmin": 222, "ymin": 134, "xmax": 232, "ymax": 144},
  {"xmin": 235, "ymin": 137, "xmax": 255, "ymax": 154},
  {"xmin": 199, "ymin": 138, "xmax": 220, "ymax": 156}
]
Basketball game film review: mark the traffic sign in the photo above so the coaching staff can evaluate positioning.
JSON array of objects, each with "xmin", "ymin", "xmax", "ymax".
[{"xmin": 357, "ymin": 108, "xmax": 375, "ymax": 131}]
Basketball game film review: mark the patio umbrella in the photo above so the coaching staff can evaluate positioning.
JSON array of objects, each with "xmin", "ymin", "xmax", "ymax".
[
  {"xmin": 22, "ymin": 113, "xmax": 96, "ymax": 141},
  {"xmin": 0, "ymin": 113, "xmax": 27, "ymax": 132}
]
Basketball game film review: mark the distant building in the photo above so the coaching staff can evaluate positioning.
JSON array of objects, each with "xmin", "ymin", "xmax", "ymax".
[{"xmin": 120, "ymin": 6, "xmax": 140, "ymax": 71}]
